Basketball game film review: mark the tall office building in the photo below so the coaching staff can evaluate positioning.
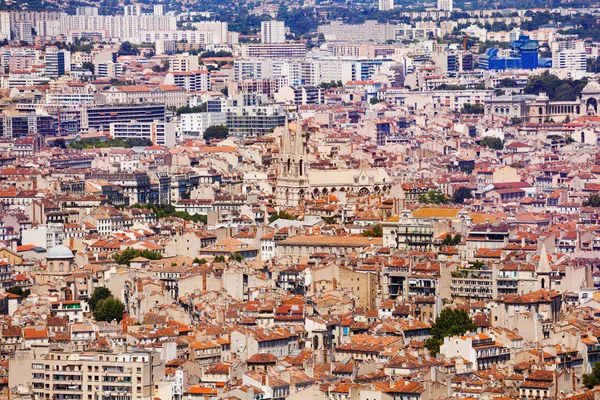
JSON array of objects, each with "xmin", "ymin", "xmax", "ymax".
[
  {"xmin": 378, "ymin": 0, "xmax": 394, "ymax": 11},
  {"xmin": 124, "ymin": 4, "xmax": 142, "ymax": 16},
  {"xmin": 45, "ymin": 47, "xmax": 65, "ymax": 78},
  {"xmin": 437, "ymin": 0, "xmax": 453, "ymax": 12},
  {"xmin": 261, "ymin": 20, "xmax": 286, "ymax": 44}
]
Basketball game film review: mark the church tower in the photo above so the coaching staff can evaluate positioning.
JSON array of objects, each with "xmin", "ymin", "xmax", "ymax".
[
  {"xmin": 275, "ymin": 117, "xmax": 309, "ymax": 209},
  {"xmin": 536, "ymin": 244, "xmax": 552, "ymax": 290}
]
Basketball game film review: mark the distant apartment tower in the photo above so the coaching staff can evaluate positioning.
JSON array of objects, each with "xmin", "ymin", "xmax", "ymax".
[
  {"xmin": 13, "ymin": 21, "xmax": 32, "ymax": 44},
  {"xmin": 437, "ymin": 0, "xmax": 453, "ymax": 12},
  {"xmin": 170, "ymin": 52, "xmax": 200, "ymax": 72},
  {"xmin": 378, "ymin": 0, "xmax": 394, "ymax": 11},
  {"xmin": 45, "ymin": 47, "xmax": 65, "ymax": 78},
  {"xmin": 124, "ymin": 4, "xmax": 142, "ymax": 16},
  {"xmin": 75, "ymin": 6, "xmax": 98, "ymax": 16},
  {"xmin": 0, "ymin": 12, "xmax": 10, "ymax": 41},
  {"xmin": 261, "ymin": 20, "xmax": 286, "ymax": 44},
  {"xmin": 552, "ymin": 38, "xmax": 586, "ymax": 71},
  {"xmin": 153, "ymin": 4, "xmax": 165, "ymax": 16}
]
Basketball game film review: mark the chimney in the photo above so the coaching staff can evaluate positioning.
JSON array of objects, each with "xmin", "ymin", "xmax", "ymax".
[{"xmin": 122, "ymin": 311, "xmax": 128, "ymax": 333}]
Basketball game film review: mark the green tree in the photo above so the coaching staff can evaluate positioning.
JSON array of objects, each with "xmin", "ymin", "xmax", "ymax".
[
  {"xmin": 176, "ymin": 104, "xmax": 207, "ymax": 115},
  {"xmin": 524, "ymin": 71, "xmax": 588, "ymax": 101},
  {"xmin": 418, "ymin": 190, "xmax": 449, "ymax": 205},
  {"xmin": 584, "ymin": 362, "xmax": 600, "ymax": 389},
  {"xmin": 584, "ymin": 194, "xmax": 600, "ymax": 207},
  {"xmin": 118, "ymin": 41, "xmax": 140, "ymax": 56},
  {"xmin": 213, "ymin": 255, "xmax": 226, "ymax": 262},
  {"xmin": 93, "ymin": 297, "xmax": 125, "ymax": 323},
  {"xmin": 203, "ymin": 125, "xmax": 229, "ymax": 141},
  {"xmin": 452, "ymin": 187, "xmax": 473, "ymax": 204},
  {"xmin": 112, "ymin": 248, "xmax": 162, "ymax": 265},
  {"xmin": 460, "ymin": 103, "xmax": 484, "ymax": 114},
  {"xmin": 480, "ymin": 136, "xmax": 504, "ymax": 150},
  {"xmin": 6, "ymin": 286, "xmax": 29, "ymax": 298},
  {"xmin": 193, "ymin": 258, "xmax": 208, "ymax": 264},
  {"xmin": 229, "ymin": 254, "xmax": 243, "ymax": 262},
  {"xmin": 82, "ymin": 62, "xmax": 95, "ymax": 74},
  {"xmin": 442, "ymin": 234, "xmax": 462, "ymax": 246},
  {"xmin": 269, "ymin": 211, "xmax": 296, "ymax": 223},
  {"xmin": 362, "ymin": 224, "xmax": 383, "ymax": 237},
  {"xmin": 89, "ymin": 287, "xmax": 112, "ymax": 310},
  {"xmin": 424, "ymin": 308, "xmax": 477, "ymax": 355}
]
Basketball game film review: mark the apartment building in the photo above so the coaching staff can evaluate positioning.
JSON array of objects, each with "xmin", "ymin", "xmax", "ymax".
[
  {"xmin": 440, "ymin": 333, "xmax": 510, "ymax": 371},
  {"xmin": 169, "ymin": 53, "xmax": 200, "ymax": 72},
  {"xmin": 10, "ymin": 348, "xmax": 165, "ymax": 400},
  {"xmin": 261, "ymin": 20, "xmax": 285, "ymax": 44},
  {"xmin": 102, "ymin": 85, "xmax": 186, "ymax": 108},
  {"xmin": 110, "ymin": 120, "xmax": 177, "ymax": 148},
  {"xmin": 165, "ymin": 70, "xmax": 210, "ymax": 92},
  {"xmin": 241, "ymin": 43, "xmax": 306, "ymax": 59}
]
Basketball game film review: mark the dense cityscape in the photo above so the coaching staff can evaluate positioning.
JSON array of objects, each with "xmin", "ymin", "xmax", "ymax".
[{"xmin": 0, "ymin": 0, "xmax": 599, "ymax": 399}]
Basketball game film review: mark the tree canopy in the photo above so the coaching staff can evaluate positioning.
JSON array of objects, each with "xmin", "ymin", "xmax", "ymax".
[
  {"xmin": 584, "ymin": 194, "xmax": 600, "ymax": 207},
  {"xmin": 269, "ymin": 211, "xmax": 296, "ymax": 223},
  {"xmin": 89, "ymin": 287, "xmax": 112, "ymax": 310},
  {"xmin": 130, "ymin": 203, "xmax": 207, "ymax": 224},
  {"xmin": 584, "ymin": 362, "xmax": 600, "ymax": 389},
  {"xmin": 524, "ymin": 71, "xmax": 588, "ymax": 101},
  {"xmin": 480, "ymin": 137, "xmax": 504, "ymax": 150},
  {"xmin": 203, "ymin": 125, "xmax": 229, "ymax": 141},
  {"xmin": 442, "ymin": 234, "xmax": 462, "ymax": 246},
  {"xmin": 6, "ymin": 286, "xmax": 30, "ymax": 298},
  {"xmin": 176, "ymin": 104, "xmax": 207, "ymax": 115},
  {"xmin": 93, "ymin": 297, "xmax": 125, "ymax": 323},
  {"xmin": 112, "ymin": 248, "xmax": 163, "ymax": 265},
  {"xmin": 452, "ymin": 187, "xmax": 474, "ymax": 204},
  {"xmin": 362, "ymin": 224, "xmax": 383, "ymax": 237},
  {"xmin": 418, "ymin": 190, "xmax": 450, "ymax": 205},
  {"xmin": 461, "ymin": 103, "xmax": 484, "ymax": 114},
  {"xmin": 69, "ymin": 138, "xmax": 153, "ymax": 149},
  {"xmin": 424, "ymin": 308, "xmax": 477, "ymax": 355}
]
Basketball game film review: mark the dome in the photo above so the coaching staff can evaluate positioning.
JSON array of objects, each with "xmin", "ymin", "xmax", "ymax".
[
  {"xmin": 46, "ymin": 245, "xmax": 74, "ymax": 259},
  {"xmin": 582, "ymin": 80, "xmax": 600, "ymax": 94}
]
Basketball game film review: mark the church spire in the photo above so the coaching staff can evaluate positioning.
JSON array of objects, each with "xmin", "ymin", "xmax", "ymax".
[
  {"xmin": 294, "ymin": 115, "xmax": 304, "ymax": 156},
  {"xmin": 537, "ymin": 244, "xmax": 551, "ymax": 274},
  {"xmin": 282, "ymin": 117, "xmax": 291, "ymax": 155}
]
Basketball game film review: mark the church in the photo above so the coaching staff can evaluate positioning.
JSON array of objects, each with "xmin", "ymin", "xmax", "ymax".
[{"xmin": 274, "ymin": 118, "xmax": 392, "ymax": 209}]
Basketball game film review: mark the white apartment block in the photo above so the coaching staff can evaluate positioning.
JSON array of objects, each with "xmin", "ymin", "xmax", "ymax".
[
  {"xmin": 164, "ymin": 70, "xmax": 210, "ymax": 92},
  {"xmin": 179, "ymin": 112, "xmax": 227, "ymax": 138},
  {"xmin": 46, "ymin": 92, "xmax": 96, "ymax": 106},
  {"xmin": 241, "ymin": 43, "xmax": 306, "ymax": 59},
  {"xmin": 170, "ymin": 53, "xmax": 200, "ymax": 72},
  {"xmin": 261, "ymin": 20, "xmax": 285, "ymax": 44},
  {"xmin": 138, "ymin": 30, "xmax": 222, "ymax": 45},
  {"xmin": 191, "ymin": 21, "xmax": 229, "ymax": 44},
  {"xmin": 124, "ymin": 4, "xmax": 142, "ymax": 16},
  {"xmin": 437, "ymin": 0, "xmax": 453, "ymax": 11},
  {"xmin": 110, "ymin": 120, "xmax": 178, "ymax": 148},
  {"xmin": 378, "ymin": 0, "xmax": 394, "ymax": 11},
  {"xmin": 0, "ymin": 12, "xmax": 10, "ymax": 40},
  {"xmin": 59, "ymin": 15, "xmax": 177, "ymax": 41},
  {"xmin": 552, "ymin": 49, "xmax": 586, "ymax": 71}
]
